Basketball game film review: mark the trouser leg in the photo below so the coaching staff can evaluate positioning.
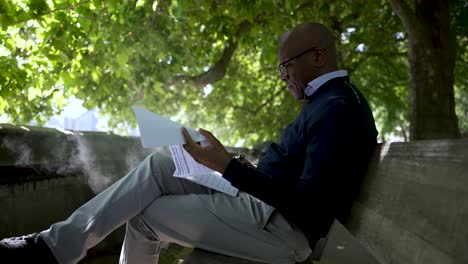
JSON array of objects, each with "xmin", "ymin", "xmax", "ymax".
[
  {"xmin": 126, "ymin": 192, "xmax": 311, "ymax": 264},
  {"xmin": 119, "ymin": 214, "xmax": 161, "ymax": 264},
  {"xmin": 39, "ymin": 153, "xmax": 212, "ymax": 264}
]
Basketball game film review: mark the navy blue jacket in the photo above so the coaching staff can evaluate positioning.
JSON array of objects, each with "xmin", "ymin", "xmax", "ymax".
[{"xmin": 222, "ymin": 76, "xmax": 378, "ymax": 248}]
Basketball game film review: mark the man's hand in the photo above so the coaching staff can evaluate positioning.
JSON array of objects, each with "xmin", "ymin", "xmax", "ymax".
[{"xmin": 181, "ymin": 127, "xmax": 232, "ymax": 173}]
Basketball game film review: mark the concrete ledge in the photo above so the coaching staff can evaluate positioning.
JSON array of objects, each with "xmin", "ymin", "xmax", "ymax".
[
  {"xmin": 4, "ymin": 124, "xmax": 465, "ymax": 263},
  {"xmin": 0, "ymin": 124, "xmax": 155, "ymax": 259},
  {"xmin": 342, "ymin": 139, "xmax": 468, "ymax": 264},
  {"xmin": 0, "ymin": 124, "xmax": 263, "ymax": 263}
]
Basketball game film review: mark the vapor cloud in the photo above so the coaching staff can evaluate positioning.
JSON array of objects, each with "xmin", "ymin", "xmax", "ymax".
[{"xmin": 0, "ymin": 130, "xmax": 146, "ymax": 194}]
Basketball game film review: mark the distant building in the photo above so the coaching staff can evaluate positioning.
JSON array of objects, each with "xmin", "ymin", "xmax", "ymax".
[
  {"xmin": 64, "ymin": 110, "xmax": 98, "ymax": 131},
  {"xmin": 42, "ymin": 108, "xmax": 139, "ymax": 136}
]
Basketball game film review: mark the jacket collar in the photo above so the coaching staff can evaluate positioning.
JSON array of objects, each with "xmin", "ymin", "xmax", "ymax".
[{"xmin": 305, "ymin": 70, "xmax": 348, "ymax": 97}]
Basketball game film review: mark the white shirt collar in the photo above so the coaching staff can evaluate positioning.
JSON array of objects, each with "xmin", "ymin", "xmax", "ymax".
[{"xmin": 305, "ymin": 70, "xmax": 348, "ymax": 97}]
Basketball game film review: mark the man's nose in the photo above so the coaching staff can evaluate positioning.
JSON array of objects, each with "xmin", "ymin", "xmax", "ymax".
[{"xmin": 280, "ymin": 71, "xmax": 288, "ymax": 81}]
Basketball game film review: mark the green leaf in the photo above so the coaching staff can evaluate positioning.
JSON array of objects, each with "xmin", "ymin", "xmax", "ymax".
[
  {"xmin": 91, "ymin": 69, "xmax": 101, "ymax": 83},
  {"xmin": 0, "ymin": 0, "xmax": 465, "ymax": 144},
  {"xmin": 27, "ymin": 0, "xmax": 50, "ymax": 17},
  {"xmin": 116, "ymin": 52, "xmax": 129, "ymax": 66}
]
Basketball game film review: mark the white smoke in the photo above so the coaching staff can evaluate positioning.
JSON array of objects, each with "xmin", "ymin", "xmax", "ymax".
[
  {"xmin": 1, "ymin": 136, "xmax": 32, "ymax": 166},
  {"xmin": 1, "ymin": 130, "xmax": 113, "ymax": 194},
  {"xmin": 125, "ymin": 151, "xmax": 142, "ymax": 173},
  {"xmin": 70, "ymin": 134, "xmax": 113, "ymax": 194}
]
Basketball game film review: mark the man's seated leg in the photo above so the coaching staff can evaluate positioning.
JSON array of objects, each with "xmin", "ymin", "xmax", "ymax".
[
  {"xmin": 1, "ymin": 152, "xmax": 212, "ymax": 264},
  {"xmin": 119, "ymin": 192, "xmax": 312, "ymax": 264}
]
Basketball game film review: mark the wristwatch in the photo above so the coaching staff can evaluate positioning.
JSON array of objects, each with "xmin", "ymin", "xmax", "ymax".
[
  {"xmin": 232, "ymin": 153, "xmax": 256, "ymax": 168},
  {"xmin": 232, "ymin": 154, "xmax": 245, "ymax": 161}
]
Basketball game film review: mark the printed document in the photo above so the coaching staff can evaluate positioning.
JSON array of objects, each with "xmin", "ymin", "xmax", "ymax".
[
  {"xmin": 169, "ymin": 144, "xmax": 238, "ymax": 196},
  {"xmin": 132, "ymin": 106, "xmax": 239, "ymax": 196}
]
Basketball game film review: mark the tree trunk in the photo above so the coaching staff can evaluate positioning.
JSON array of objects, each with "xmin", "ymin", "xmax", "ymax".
[{"xmin": 388, "ymin": 0, "xmax": 460, "ymax": 140}]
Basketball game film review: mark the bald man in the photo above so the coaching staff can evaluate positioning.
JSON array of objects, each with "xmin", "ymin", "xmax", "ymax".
[{"xmin": 1, "ymin": 22, "xmax": 378, "ymax": 264}]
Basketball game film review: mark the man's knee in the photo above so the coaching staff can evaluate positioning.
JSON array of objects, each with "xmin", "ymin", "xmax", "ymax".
[
  {"xmin": 148, "ymin": 152, "xmax": 169, "ymax": 164},
  {"xmin": 146, "ymin": 152, "xmax": 176, "ymax": 181},
  {"xmin": 148, "ymin": 152, "xmax": 173, "ymax": 168}
]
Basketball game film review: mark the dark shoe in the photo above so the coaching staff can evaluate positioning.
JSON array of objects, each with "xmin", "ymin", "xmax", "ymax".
[{"xmin": 0, "ymin": 233, "xmax": 58, "ymax": 264}]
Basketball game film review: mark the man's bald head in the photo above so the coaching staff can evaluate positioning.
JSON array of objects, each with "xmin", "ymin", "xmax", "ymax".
[
  {"xmin": 280, "ymin": 22, "xmax": 336, "ymax": 55},
  {"xmin": 278, "ymin": 22, "xmax": 338, "ymax": 100}
]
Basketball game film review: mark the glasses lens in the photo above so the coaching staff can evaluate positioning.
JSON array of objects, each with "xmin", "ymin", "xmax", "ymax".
[{"xmin": 279, "ymin": 64, "xmax": 286, "ymax": 74}]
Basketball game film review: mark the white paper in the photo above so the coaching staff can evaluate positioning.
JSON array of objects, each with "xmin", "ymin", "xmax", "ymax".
[
  {"xmin": 132, "ymin": 106, "xmax": 238, "ymax": 196},
  {"xmin": 169, "ymin": 144, "xmax": 239, "ymax": 196},
  {"xmin": 132, "ymin": 106, "xmax": 205, "ymax": 147}
]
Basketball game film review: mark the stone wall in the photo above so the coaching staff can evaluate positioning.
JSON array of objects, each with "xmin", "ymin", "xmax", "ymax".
[
  {"xmin": 0, "ymin": 124, "xmax": 156, "ymax": 258},
  {"xmin": 5, "ymin": 124, "xmax": 465, "ymax": 263},
  {"xmin": 0, "ymin": 123, "xmax": 260, "ymax": 262},
  {"xmin": 342, "ymin": 139, "xmax": 468, "ymax": 264}
]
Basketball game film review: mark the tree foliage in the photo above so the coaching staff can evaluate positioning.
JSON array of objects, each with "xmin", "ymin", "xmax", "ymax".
[
  {"xmin": 0, "ymin": 0, "xmax": 467, "ymax": 146},
  {"xmin": 454, "ymin": 0, "xmax": 468, "ymax": 136}
]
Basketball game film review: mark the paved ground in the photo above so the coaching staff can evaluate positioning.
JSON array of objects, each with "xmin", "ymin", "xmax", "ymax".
[
  {"xmin": 78, "ymin": 222, "xmax": 378, "ymax": 264},
  {"xmin": 79, "ymin": 244, "xmax": 193, "ymax": 264}
]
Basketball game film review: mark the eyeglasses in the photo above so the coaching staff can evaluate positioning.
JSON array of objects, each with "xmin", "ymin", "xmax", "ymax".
[{"xmin": 278, "ymin": 47, "xmax": 316, "ymax": 75}]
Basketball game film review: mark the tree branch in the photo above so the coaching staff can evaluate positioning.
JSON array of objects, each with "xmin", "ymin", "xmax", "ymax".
[
  {"xmin": 228, "ymin": 104, "xmax": 256, "ymax": 115},
  {"xmin": 228, "ymin": 81, "xmax": 286, "ymax": 115},
  {"xmin": 347, "ymin": 51, "xmax": 406, "ymax": 73},
  {"xmin": 387, "ymin": 0, "xmax": 418, "ymax": 34},
  {"xmin": 294, "ymin": 0, "xmax": 317, "ymax": 11},
  {"xmin": 10, "ymin": 0, "xmax": 91, "ymax": 26},
  {"xmin": 400, "ymin": 122, "xmax": 408, "ymax": 142},
  {"xmin": 253, "ymin": 86, "xmax": 285, "ymax": 114},
  {"xmin": 166, "ymin": 20, "xmax": 253, "ymax": 89}
]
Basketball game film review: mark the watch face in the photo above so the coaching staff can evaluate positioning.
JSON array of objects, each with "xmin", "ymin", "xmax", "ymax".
[
  {"xmin": 232, "ymin": 154, "xmax": 245, "ymax": 161},
  {"xmin": 234, "ymin": 154, "xmax": 245, "ymax": 160}
]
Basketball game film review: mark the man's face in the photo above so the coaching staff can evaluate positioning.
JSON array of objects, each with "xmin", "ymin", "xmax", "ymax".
[{"xmin": 278, "ymin": 48, "xmax": 308, "ymax": 100}]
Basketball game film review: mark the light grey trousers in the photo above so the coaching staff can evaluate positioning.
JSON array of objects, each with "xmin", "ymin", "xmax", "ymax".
[{"xmin": 39, "ymin": 153, "xmax": 311, "ymax": 264}]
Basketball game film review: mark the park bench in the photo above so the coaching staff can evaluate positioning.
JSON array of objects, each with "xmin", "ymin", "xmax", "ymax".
[
  {"xmin": 182, "ymin": 139, "xmax": 468, "ymax": 263},
  {"xmin": 1, "ymin": 124, "xmax": 467, "ymax": 263}
]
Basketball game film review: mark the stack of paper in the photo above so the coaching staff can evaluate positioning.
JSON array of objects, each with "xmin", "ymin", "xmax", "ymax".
[
  {"xmin": 169, "ymin": 144, "xmax": 238, "ymax": 196},
  {"xmin": 132, "ymin": 106, "xmax": 239, "ymax": 196}
]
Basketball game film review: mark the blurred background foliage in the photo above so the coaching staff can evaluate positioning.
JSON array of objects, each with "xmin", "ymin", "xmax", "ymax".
[{"xmin": 0, "ymin": 0, "xmax": 467, "ymax": 147}]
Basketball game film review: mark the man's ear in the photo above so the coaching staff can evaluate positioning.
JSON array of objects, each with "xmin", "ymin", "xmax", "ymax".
[{"xmin": 314, "ymin": 48, "xmax": 327, "ymax": 68}]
